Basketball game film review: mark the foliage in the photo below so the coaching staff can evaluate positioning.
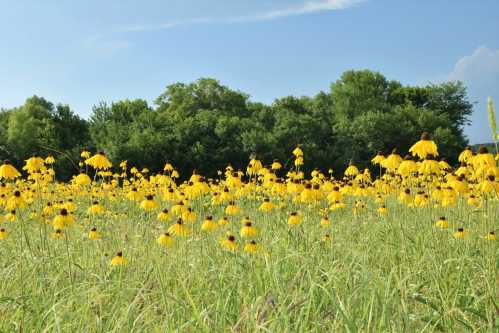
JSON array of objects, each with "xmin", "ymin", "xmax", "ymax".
[{"xmin": 0, "ymin": 70, "xmax": 474, "ymax": 178}]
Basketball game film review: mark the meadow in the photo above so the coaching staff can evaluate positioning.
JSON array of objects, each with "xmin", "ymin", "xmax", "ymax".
[{"xmin": 0, "ymin": 137, "xmax": 497, "ymax": 332}]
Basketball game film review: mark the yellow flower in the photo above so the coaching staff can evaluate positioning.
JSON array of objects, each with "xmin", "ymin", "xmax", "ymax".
[
  {"xmin": 320, "ymin": 216, "xmax": 330, "ymax": 226},
  {"xmin": 271, "ymin": 159, "xmax": 282, "ymax": 170},
  {"xmin": 344, "ymin": 162, "xmax": 359, "ymax": 177},
  {"xmin": 0, "ymin": 228, "xmax": 7, "ymax": 240},
  {"xmin": 288, "ymin": 212, "xmax": 302, "ymax": 226},
  {"xmin": 371, "ymin": 152, "xmax": 385, "ymax": 165},
  {"xmin": 453, "ymin": 228, "xmax": 467, "ymax": 238},
  {"xmin": 225, "ymin": 201, "xmax": 240, "ymax": 215},
  {"xmin": 45, "ymin": 155, "xmax": 56, "ymax": 165},
  {"xmin": 409, "ymin": 132, "xmax": 438, "ymax": 159},
  {"xmin": 157, "ymin": 232, "xmax": 174, "ymax": 247},
  {"xmin": 23, "ymin": 156, "xmax": 45, "ymax": 173},
  {"xmin": 80, "ymin": 149, "xmax": 91, "ymax": 159},
  {"xmin": 220, "ymin": 234, "xmax": 238, "ymax": 251},
  {"xmin": 164, "ymin": 161, "xmax": 174, "ymax": 172},
  {"xmin": 218, "ymin": 216, "xmax": 230, "ymax": 226},
  {"xmin": 5, "ymin": 210, "xmax": 17, "ymax": 222},
  {"xmin": 201, "ymin": 216, "xmax": 217, "ymax": 232},
  {"xmin": 85, "ymin": 152, "xmax": 112, "ymax": 170},
  {"xmin": 244, "ymin": 240, "xmax": 259, "ymax": 253},
  {"xmin": 168, "ymin": 218, "xmax": 190, "ymax": 236},
  {"xmin": 157, "ymin": 209, "xmax": 170, "ymax": 222},
  {"xmin": 435, "ymin": 216, "xmax": 448, "ymax": 229},
  {"xmin": 377, "ymin": 205, "xmax": 388, "ymax": 215},
  {"xmin": 110, "ymin": 251, "xmax": 128, "ymax": 266},
  {"xmin": 140, "ymin": 195, "xmax": 159, "ymax": 211},
  {"xmin": 88, "ymin": 201, "xmax": 105, "ymax": 214},
  {"xmin": 259, "ymin": 198, "xmax": 275, "ymax": 212},
  {"xmin": 88, "ymin": 227, "xmax": 101, "ymax": 240},
  {"xmin": 51, "ymin": 229, "xmax": 64, "ymax": 239},
  {"xmin": 484, "ymin": 231, "xmax": 496, "ymax": 241},
  {"xmin": 52, "ymin": 209, "xmax": 75, "ymax": 229},
  {"xmin": 0, "ymin": 161, "xmax": 21, "ymax": 180},
  {"xmin": 292, "ymin": 145, "xmax": 303, "ymax": 157},
  {"xmin": 240, "ymin": 221, "xmax": 258, "ymax": 238}
]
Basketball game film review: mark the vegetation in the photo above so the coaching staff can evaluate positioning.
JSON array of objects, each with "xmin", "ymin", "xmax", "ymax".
[
  {"xmin": 0, "ymin": 70, "xmax": 473, "ymax": 179},
  {"xmin": 0, "ymin": 133, "xmax": 497, "ymax": 331}
]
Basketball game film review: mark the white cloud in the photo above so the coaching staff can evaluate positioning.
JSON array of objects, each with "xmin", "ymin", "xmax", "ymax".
[
  {"xmin": 448, "ymin": 46, "xmax": 499, "ymax": 143},
  {"xmin": 118, "ymin": 0, "xmax": 365, "ymax": 32},
  {"xmin": 449, "ymin": 46, "xmax": 499, "ymax": 87}
]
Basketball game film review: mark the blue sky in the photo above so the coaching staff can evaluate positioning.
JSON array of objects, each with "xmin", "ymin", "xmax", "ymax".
[{"xmin": 0, "ymin": 0, "xmax": 498, "ymax": 143}]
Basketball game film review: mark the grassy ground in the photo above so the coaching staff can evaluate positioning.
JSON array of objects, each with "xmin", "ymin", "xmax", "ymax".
[{"xmin": 0, "ymin": 191, "xmax": 497, "ymax": 332}]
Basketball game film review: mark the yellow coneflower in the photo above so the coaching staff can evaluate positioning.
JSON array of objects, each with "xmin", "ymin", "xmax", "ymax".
[
  {"xmin": 467, "ymin": 194, "xmax": 480, "ymax": 207},
  {"xmin": 6, "ymin": 190, "xmax": 26, "ymax": 210},
  {"xmin": 51, "ymin": 229, "xmax": 64, "ymax": 239},
  {"xmin": 157, "ymin": 232, "xmax": 174, "ymax": 247},
  {"xmin": 168, "ymin": 218, "xmax": 190, "ymax": 236},
  {"xmin": 80, "ymin": 148, "xmax": 91, "ymax": 159},
  {"xmin": 244, "ymin": 240, "xmax": 259, "ymax": 253},
  {"xmin": 23, "ymin": 155, "xmax": 45, "ymax": 173},
  {"xmin": 74, "ymin": 171, "xmax": 92, "ymax": 186},
  {"xmin": 85, "ymin": 152, "xmax": 112, "ymax": 170},
  {"xmin": 320, "ymin": 216, "xmax": 330, "ymax": 226},
  {"xmin": 110, "ymin": 251, "xmax": 128, "ymax": 266},
  {"xmin": 88, "ymin": 227, "xmax": 101, "ymax": 240},
  {"xmin": 140, "ymin": 194, "xmax": 159, "ymax": 211},
  {"xmin": 126, "ymin": 187, "xmax": 141, "ymax": 201},
  {"xmin": 45, "ymin": 155, "xmax": 56, "ymax": 165},
  {"xmin": 378, "ymin": 205, "xmax": 388, "ymax": 215},
  {"xmin": 453, "ymin": 228, "xmax": 467, "ymax": 238},
  {"xmin": 344, "ymin": 162, "xmax": 359, "ymax": 177},
  {"xmin": 371, "ymin": 151, "xmax": 385, "ymax": 166},
  {"xmin": 259, "ymin": 198, "xmax": 275, "ymax": 212},
  {"xmin": 88, "ymin": 201, "xmax": 105, "ymax": 214},
  {"xmin": 288, "ymin": 212, "xmax": 302, "ymax": 226},
  {"xmin": 409, "ymin": 132, "xmax": 439, "ymax": 159},
  {"xmin": 52, "ymin": 208, "xmax": 75, "ymax": 229},
  {"xmin": 240, "ymin": 221, "xmax": 258, "ymax": 238},
  {"xmin": 484, "ymin": 231, "xmax": 496, "ymax": 241},
  {"xmin": 294, "ymin": 156, "xmax": 304, "ymax": 167},
  {"xmin": 201, "ymin": 216, "xmax": 217, "ymax": 232},
  {"xmin": 225, "ymin": 201, "xmax": 240, "ymax": 215},
  {"xmin": 5, "ymin": 210, "xmax": 16, "ymax": 222},
  {"xmin": 399, "ymin": 188, "xmax": 412, "ymax": 205},
  {"xmin": 181, "ymin": 207, "xmax": 197, "ymax": 222},
  {"xmin": 0, "ymin": 160, "xmax": 21, "ymax": 180},
  {"xmin": 435, "ymin": 216, "xmax": 448, "ymax": 229},
  {"xmin": 0, "ymin": 228, "xmax": 7, "ymax": 240},
  {"xmin": 171, "ymin": 201, "xmax": 187, "ymax": 216},
  {"xmin": 322, "ymin": 234, "xmax": 332, "ymax": 242},
  {"xmin": 293, "ymin": 145, "xmax": 303, "ymax": 158},
  {"xmin": 218, "ymin": 216, "xmax": 230, "ymax": 226},
  {"xmin": 157, "ymin": 209, "xmax": 170, "ymax": 222},
  {"xmin": 220, "ymin": 233, "xmax": 238, "ymax": 251},
  {"xmin": 271, "ymin": 159, "xmax": 282, "ymax": 170}
]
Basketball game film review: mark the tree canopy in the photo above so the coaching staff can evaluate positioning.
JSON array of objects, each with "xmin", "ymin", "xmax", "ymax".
[{"xmin": 0, "ymin": 70, "xmax": 473, "ymax": 179}]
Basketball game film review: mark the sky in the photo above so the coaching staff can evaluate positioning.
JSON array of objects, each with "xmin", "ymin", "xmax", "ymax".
[{"xmin": 0, "ymin": 0, "xmax": 498, "ymax": 143}]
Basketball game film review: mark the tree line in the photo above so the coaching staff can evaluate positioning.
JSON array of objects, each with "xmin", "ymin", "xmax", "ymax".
[{"xmin": 0, "ymin": 69, "xmax": 473, "ymax": 179}]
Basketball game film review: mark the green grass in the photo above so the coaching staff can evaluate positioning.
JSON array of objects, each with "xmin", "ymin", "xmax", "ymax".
[{"xmin": 0, "ymin": 191, "xmax": 497, "ymax": 332}]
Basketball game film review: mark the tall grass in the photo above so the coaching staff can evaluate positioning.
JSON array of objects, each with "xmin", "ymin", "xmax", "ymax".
[{"xmin": 0, "ymin": 190, "xmax": 497, "ymax": 332}]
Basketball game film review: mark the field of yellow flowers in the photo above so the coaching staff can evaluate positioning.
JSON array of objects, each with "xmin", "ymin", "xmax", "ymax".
[{"xmin": 0, "ymin": 133, "xmax": 497, "ymax": 332}]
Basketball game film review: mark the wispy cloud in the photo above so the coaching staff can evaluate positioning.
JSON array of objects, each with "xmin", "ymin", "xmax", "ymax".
[
  {"xmin": 118, "ymin": 0, "xmax": 365, "ymax": 32},
  {"xmin": 84, "ymin": 35, "xmax": 132, "ymax": 56},
  {"xmin": 444, "ymin": 46, "xmax": 499, "ymax": 143}
]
